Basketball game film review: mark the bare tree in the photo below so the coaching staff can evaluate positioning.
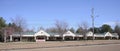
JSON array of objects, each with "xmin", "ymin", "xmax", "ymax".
[
  {"xmin": 114, "ymin": 21, "xmax": 120, "ymax": 39},
  {"xmin": 78, "ymin": 21, "xmax": 89, "ymax": 30},
  {"xmin": 45, "ymin": 20, "xmax": 68, "ymax": 41},
  {"xmin": 78, "ymin": 21, "xmax": 89, "ymax": 40},
  {"xmin": 54, "ymin": 20, "xmax": 69, "ymax": 35},
  {"xmin": 36, "ymin": 26, "xmax": 45, "ymax": 32},
  {"xmin": 46, "ymin": 27, "xmax": 57, "ymax": 33},
  {"xmin": 11, "ymin": 16, "xmax": 27, "ymax": 41},
  {"xmin": 25, "ymin": 28, "xmax": 34, "ymax": 32},
  {"xmin": 69, "ymin": 27, "xmax": 75, "ymax": 33}
]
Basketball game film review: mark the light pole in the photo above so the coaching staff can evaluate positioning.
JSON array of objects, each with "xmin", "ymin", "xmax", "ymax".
[{"xmin": 91, "ymin": 8, "xmax": 95, "ymax": 40}]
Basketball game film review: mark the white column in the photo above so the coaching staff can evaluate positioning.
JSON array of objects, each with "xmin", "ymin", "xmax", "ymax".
[
  {"xmin": 47, "ymin": 36, "xmax": 49, "ymax": 40},
  {"xmin": 117, "ymin": 36, "xmax": 119, "ymax": 40},
  {"xmin": 111, "ymin": 36, "xmax": 112, "ymax": 40},
  {"xmin": 93, "ymin": 36, "xmax": 95, "ymax": 40},
  {"xmin": 104, "ymin": 36, "xmax": 105, "ymax": 39},
  {"xmin": 10, "ymin": 35, "xmax": 13, "ymax": 42},
  {"xmin": 86, "ymin": 36, "xmax": 88, "ymax": 40},
  {"xmin": 34, "ymin": 36, "xmax": 36, "ymax": 42},
  {"xmin": 63, "ymin": 36, "xmax": 64, "ymax": 40},
  {"xmin": 55, "ymin": 37, "xmax": 57, "ymax": 40},
  {"xmin": 4, "ymin": 30, "xmax": 7, "ymax": 43},
  {"xmin": 73, "ymin": 36, "xmax": 75, "ymax": 40}
]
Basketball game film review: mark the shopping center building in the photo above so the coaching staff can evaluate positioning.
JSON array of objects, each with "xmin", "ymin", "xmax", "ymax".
[{"xmin": 9, "ymin": 30, "xmax": 119, "ymax": 42}]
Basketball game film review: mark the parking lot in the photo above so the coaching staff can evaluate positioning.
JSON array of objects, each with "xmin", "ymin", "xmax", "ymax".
[{"xmin": 0, "ymin": 40, "xmax": 120, "ymax": 51}]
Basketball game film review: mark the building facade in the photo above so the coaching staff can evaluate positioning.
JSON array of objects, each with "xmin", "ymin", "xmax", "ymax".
[{"xmin": 9, "ymin": 30, "xmax": 119, "ymax": 42}]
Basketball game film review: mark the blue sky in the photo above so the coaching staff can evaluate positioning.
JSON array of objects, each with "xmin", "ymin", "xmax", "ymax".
[{"xmin": 0, "ymin": 0, "xmax": 120, "ymax": 31}]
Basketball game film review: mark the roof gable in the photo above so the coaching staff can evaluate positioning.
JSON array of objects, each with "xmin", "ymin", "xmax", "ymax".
[
  {"xmin": 86, "ymin": 31, "xmax": 93, "ymax": 36},
  {"xmin": 34, "ymin": 30, "xmax": 50, "ymax": 36},
  {"xmin": 63, "ymin": 31, "xmax": 75, "ymax": 36},
  {"xmin": 105, "ymin": 32, "xmax": 112, "ymax": 36}
]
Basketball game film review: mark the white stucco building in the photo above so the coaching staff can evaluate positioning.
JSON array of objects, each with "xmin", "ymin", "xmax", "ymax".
[{"xmin": 9, "ymin": 30, "xmax": 119, "ymax": 42}]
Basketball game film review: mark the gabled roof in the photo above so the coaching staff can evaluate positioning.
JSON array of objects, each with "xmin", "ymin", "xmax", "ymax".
[
  {"xmin": 86, "ymin": 31, "xmax": 93, "ymax": 36},
  {"xmin": 48, "ymin": 33, "xmax": 61, "ymax": 37},
  {"xmin": 12, "ymin": 32, "xmax": 35, "ymax": 37},
  {"xmin": 48, "ymin": 33, "xmax": 59, "ymax": 35},
  {"xmin": 63, "ymin": 31, "xmax": 76, "ymax": 37},
  {"xmin": 75, "ymin": 33, "xmax": 83, "ymax": 37},
  {"xmin": 105, "ymin": 32, "xmax": 112, "ymax": 37},
  {"xmin": 94, "ymin": 33, "xmax": 105, "ymax": 37},
  {"xmin": 13, "ymin": 32, "xmax": 35, "ymax": 35},
  {"xmin": 34, "ymin": 30, "xmax": 50, "ymax": 37},
  {"xmin": 111, "ymin": 33, "xmax": 119, "ymax": 37},
  {"xmin": 76, "ymin": 34, "xmax": 83, "ymax": 37}
]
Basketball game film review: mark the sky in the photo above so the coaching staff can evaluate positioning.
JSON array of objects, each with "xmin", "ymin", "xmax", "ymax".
[{"xmin": 0, "ymin": 0, "xmax": 120, "ymax": 31}]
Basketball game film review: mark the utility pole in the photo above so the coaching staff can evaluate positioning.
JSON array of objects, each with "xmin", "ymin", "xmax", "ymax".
[{"xmin": 91, "ymin": 8, "xmax": 95, "ymax": 41}]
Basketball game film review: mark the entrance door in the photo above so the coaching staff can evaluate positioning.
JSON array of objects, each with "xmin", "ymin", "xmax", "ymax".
[{"xmin": 36, "ymin": 36, "xmax": 47, "ymax": 42}]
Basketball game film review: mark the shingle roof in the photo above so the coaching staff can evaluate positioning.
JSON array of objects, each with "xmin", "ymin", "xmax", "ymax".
[{"xmin": 12, "ymin": 32, "xmax": 35, "ymax": 35}]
